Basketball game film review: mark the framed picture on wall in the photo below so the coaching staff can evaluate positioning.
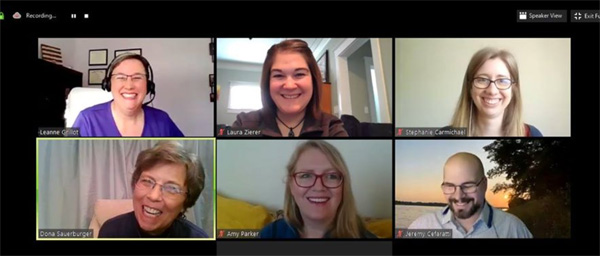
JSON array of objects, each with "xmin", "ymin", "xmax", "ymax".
[
  {"xmin": 88, "ymin": 68, "xmax": 106, "ymax": 85},
  {"xmin": 209, "ymin": 74, "xmax": 215, "ymax": 88},
  {"xmin": 89, "ymin": 49, "xmax": 108, "ymax": 66},
  {"xmin": 209, "ymin": 42, "xmax": 215, "ymax": 63},
  {"xmin": 317, "ymin": 50, "xmax": 329, "ymax": 83},
  {"xmin": 114, "ymin": 48, "xmax": 142, "ymax": 58}
]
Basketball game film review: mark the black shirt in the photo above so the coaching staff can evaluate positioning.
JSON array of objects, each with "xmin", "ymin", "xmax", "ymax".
[{"xmin": 98, "ymin": 211, "xmax": 209, "ymax": 238}]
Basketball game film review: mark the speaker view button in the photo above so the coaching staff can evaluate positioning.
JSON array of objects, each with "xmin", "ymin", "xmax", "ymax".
[{"xmin": 516, "ymin": 10, "xmax": 567, "ymax": 23}]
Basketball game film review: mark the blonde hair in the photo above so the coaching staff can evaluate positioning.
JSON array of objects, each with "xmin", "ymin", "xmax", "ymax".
[
  {"xmin": 451, "ymin": 47, "xmax": 525, "ymax": 136},
  {"xmin": 283, "ymin": 140, "xmax": 367, "ymax": 238}
]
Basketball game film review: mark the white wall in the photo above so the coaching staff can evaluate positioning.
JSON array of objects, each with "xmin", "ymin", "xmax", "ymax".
[
  {"xmin": 216, "ymin": 62, "xmax": 262, "ymax": 126},
  {"xmin": 395, "ymin": 38, "xmax": 571, "ymax": 136},
  {"xmin": 38, "ymin": 38, "xmax": 214, "ymax": 136},
  {"xmin": 331, "ymin": 38, "xmax": 393, "ymax": 123},
  {"xmin": 217, "ymin": 140, "xmax": 392, "ymax": 219}
]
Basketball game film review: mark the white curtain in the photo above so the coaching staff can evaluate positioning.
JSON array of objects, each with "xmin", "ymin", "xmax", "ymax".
[{"xmin": 38, "ymin": 140, "xmax": 214, "ymax": 237}]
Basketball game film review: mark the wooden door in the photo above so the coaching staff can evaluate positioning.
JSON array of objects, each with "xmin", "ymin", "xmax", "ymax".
[{"xmin": 320, "ymin": 82, "xmax": 332, "ymax": 114}]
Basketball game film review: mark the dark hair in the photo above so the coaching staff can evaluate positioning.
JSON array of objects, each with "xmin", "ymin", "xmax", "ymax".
[
  {"xmin": 102, "ymin": 53, "xmax": 155, "ymax": 97},
  {"xmin": 131, "ymin": 141, "xmax": 205, "ymax": 212},
  {"xmin": 107, "ymin": 53, "xmax": 152, "ymax": 79},
  {"xmin": 260, "ymin": 39, "xmax": 322, "ymax": 120}
]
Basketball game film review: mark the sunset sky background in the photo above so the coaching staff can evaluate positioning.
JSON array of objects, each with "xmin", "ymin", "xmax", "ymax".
[{"xmin": 395, "ymin": 140, "xmax": 511, "ymax": 208}]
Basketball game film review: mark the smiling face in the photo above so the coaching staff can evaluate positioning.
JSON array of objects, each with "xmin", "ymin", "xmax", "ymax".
[
  {"xmin": 110, "ymin": 59, "xmax": 148, "ymax": 114},
  {"xmin": 443, "ymin": 154, "xmax": 487, "ymax": 219},
  {"xmin": 290, "ymin": 148, "xmax": 342, "ymax": 226},
  {"xmin": 470, "ymin": 58, "xmax": 513, "ymax": 119},
  {"xmin": 269, "ymin": 52, "xmax": 314, "ymax": 117},
  {"xmin": 132, "ymin": 162, "xmax": 187, "ymax": 236}
]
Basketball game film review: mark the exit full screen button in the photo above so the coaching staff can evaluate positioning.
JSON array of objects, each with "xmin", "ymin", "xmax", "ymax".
[{"xmin": 571, "ymin": 10, "xmax": 600, "ymax": 23}]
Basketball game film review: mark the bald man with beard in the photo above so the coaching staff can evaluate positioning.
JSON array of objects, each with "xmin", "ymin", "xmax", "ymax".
[{"xmin": 407, "ymin": 152, "xmax": 532, "ymax": 238}]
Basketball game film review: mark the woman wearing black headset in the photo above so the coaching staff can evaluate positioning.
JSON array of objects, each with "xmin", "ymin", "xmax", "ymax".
[{"xmin": 73, "ymin": 53, "xmax": 184, "ymax": 137}]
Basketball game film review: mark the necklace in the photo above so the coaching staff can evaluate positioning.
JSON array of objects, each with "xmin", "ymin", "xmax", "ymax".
[{"xmin": 276, "ymin": 115, "xmax": 305, "ymax": 137}]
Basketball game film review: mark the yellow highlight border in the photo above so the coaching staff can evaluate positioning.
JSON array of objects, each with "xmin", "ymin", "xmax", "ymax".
[{"xmin": 36, "ymin": 137, "xmax": 217, "ymax": 241}]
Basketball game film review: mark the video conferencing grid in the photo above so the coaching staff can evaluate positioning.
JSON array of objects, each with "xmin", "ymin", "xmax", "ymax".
[{"xmin": 1, "ymin": 1, "xmax": 599, "ymax": 256}]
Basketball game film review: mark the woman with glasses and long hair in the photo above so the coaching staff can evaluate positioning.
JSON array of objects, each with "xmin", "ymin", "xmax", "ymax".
[
  {"xmin": 450, "ymin": 48, "xmax": 542, "ymax": 137},
  {"xmin": 98, "ymin": 141, "xmax": 208, "ymax": 238},
  {"xmin": 259, "ymin": 140, "xmax": 376, "ymax": 238},
  {"xmin": 73, "ymin": 53, "xmax": 184, "ymax": 137}
]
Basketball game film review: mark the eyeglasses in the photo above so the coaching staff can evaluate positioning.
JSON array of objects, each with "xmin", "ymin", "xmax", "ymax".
[
  {"xmin": 136, "ymin": 177, "xmax": 187, "ymax": 198},
  {"xmin": 292, "ymin": 171, "xmax": 344, "ymax": 188},
  {"xmin": 472, "ymin": 77, "xmax": 514, "ymax": 90},
  {"xmin": 441, "ymin": 177, "xmax": 484, "ymax": 195},
  {"xmin": 112, "ymin": 73, "xmax": 147, "ymax": 84}
]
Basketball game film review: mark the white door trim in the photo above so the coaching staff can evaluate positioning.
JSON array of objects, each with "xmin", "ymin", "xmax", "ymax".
[
  {"xmin": 334, "ymin": 38, "xmax": 369, "ymax": 116},
  {"xmin": 369, "ymin": 38, "xmax": 391, "ymax": 123},
  {"xmin": 364, "ymin": 57, "xmax": 378, "ymax": 123}
]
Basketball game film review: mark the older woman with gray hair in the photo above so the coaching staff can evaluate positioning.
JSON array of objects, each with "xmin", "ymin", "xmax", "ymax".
[{"xmin": 99, "ymin": 141, "xmax": 207, "ymax": 238}]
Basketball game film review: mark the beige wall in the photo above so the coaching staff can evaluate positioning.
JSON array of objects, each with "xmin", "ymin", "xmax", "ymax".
[
  {"xmin": 379, "ymin": 38, "xmax": 393, "ymax": 116},
  {"xmin": 395, "ymin": 38, "xmax": 571, "ymax": 136}
]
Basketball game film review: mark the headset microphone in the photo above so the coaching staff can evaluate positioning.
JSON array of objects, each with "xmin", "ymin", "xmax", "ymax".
[{"xmin": 143, "ymin": 93, "xmax": 155, "ymax": 106}]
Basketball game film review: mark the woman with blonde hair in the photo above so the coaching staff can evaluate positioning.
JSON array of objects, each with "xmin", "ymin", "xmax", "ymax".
[
  {"xmin": 259, "ymin": 140, "xmax": 375, "ymax": 238},
  {"xmin": 450, "ymin": 47, "xmax": 542, "ymax": 136}
]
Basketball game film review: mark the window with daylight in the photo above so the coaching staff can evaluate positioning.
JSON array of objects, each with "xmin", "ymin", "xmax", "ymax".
[{"xmin": 227, "ymin": 81, "xmax": 262, "ymax": 113}]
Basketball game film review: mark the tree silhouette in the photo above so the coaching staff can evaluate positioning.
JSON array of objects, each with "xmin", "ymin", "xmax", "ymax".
[
  {"xmin": 484, "ymin": 139, "xmax": 571, "ymax": 203},
  {"xmin": 483, "ymin": 139, "xmax": 571, "ymax": 237}
]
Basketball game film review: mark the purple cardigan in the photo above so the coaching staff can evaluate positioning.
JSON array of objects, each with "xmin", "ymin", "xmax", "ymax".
[{"xmin": 72, "ymin": 101, "xmax": 184, "ymax": 137}]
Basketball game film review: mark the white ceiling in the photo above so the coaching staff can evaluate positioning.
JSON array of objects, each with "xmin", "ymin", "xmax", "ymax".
[{"xmin": 217, "ymin": 38, "xmax": 328, "ymax": 64}]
